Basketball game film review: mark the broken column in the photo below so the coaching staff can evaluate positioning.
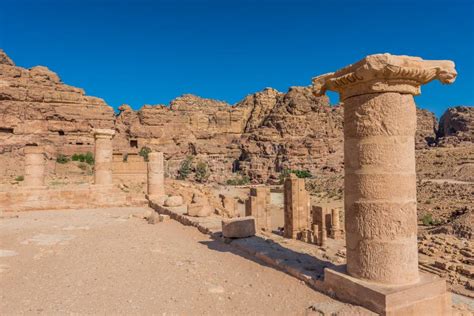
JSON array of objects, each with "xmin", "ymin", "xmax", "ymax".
[
  {"xmin": 147, "ymin": 152, "xmax": 165, "ymax": 198},
  {"xmin": 245, "ymin": 187, "xmax": 271, "ymax": 231},
  {"xmin": 311, "ymin": 205, "xmax": 329, "ymax": 246},
  {"xmin": 312, "ymin": 53, "xmax": 456, "ymax": 315},
  {"xmin": 283, "ymin": 173, "xmax": 310, "ymax": 239},
  {"xmin": 24, "ymin": 146, "xmax": 45, "ymax": 187},
  {"xmin": 330, "ymin": 208, "xmax": 344, "ymax": 239},
  {"xmin": 93, "ymin": 129, "xmax": 115, "ymax": 185}
]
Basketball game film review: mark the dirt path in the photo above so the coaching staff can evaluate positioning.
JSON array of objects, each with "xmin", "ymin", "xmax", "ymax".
[{"xmin": 0, "ymin": 207, "xmax": 356, "ymax": 315}]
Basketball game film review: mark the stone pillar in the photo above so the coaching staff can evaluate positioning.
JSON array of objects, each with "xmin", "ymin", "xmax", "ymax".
[
  {"xmin": 330, "ymin": 208, "xmax": 343, "ymax": 239},
  {"xmin": 245, "ymin": 187, "xmax": 271, "ymax": 231},
  {"xmin": 283, "ymin": 173, "xmax": 310, "ymax": 239},
  {"xmin": 312, "ymin": 54, "xmax": 456, "ymax": 314},
  {"xmin": 24, "ymin": 146, "xmax": 45, "ymax": 187},
  {"xmin": 147, "ymin": 152, "xmax": 165, "ymax": 198},
  {"xmin": 311, "ymin": 205, "xmax": 329, "ymax": 246},
  {"xmin": 93, "ymin": 129, "xmax": 115, "ymax": 185}
]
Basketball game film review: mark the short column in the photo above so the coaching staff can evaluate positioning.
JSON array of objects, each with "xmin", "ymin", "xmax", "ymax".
[
  {"xmin": 147, "ymin": 152, "xmax": 165, "ymax": 198},
  {"xmin": 94, "ymin": 129, "xmax": 115, "ymax": 185},
  {"xmin": 24, "ymin": 146, "xmax": 45, "ymax": 187}
]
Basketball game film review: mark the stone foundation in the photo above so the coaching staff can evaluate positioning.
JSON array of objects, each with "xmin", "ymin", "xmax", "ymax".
[
  {"xmin": 0, "ymin": 185, "xmax": 132, "ymax": 212},
  {"xmin": 324, "ymin": 267, "xmax": 451, "ymax": 316}
]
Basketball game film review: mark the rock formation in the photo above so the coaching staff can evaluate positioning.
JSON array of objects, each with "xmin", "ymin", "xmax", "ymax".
[
  {"xmin": 0, "ymin": 49, "xmax": 472, "ymax": 188},
  {"xmin": 0, "ymin": 49, "xmax": 114, "ymax": 179},
  {"xmin": 438, "ymin": 106, "xmax": 474, "ymax": 146}
]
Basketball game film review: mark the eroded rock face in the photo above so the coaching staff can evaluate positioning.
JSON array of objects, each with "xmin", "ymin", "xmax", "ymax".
[
  {"xmin": 0, "ymin": 49, "xmax": 471, "ymax": 186},
  {"xmin": 438, "ymin": 106, "xmax": 474, "ymax": 146},
  {"xmin": 0, "ymin": 50, "xmax": 114, "ymax": 179},
  {"xmin": 416, "ymin": 108, "xmax": 438, "ymax": 148},
  {"xmin": 239, "ymin": 87, "xmax": 344, "ymax": 183}
]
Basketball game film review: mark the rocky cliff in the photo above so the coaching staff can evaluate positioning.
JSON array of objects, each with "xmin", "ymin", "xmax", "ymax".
[
  {"xmin": 0, "ymin": 49, "xmax": 114, "ymax": 178},
  {"xmin": 438, "ymin": 106, "xmax": 474, "ymax": 146},
  {"xmin": 0, "ymin": 49, "xmax": 472, "ymax": 184}
]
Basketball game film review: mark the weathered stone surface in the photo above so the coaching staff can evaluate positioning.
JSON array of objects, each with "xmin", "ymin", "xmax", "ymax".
[
  {"xmin": 187, "ymin": 202, "xmax": 213, "ymax": 217},
  {"xmin": 438, "ymin": 106, "xmax": 474, "ymax": 146},
  {"xmin": 0, "ymin": 50, "xmax": 471, "ymax": 190},
  {"xmin": 313, "ymin": 53, "xmax": 456, "ymax": 315},
  {"xmin": 0, "ymin": 50, "xmax": 114, "ymax": 180},
  {"xmin": 164, "ymin": 195, "xmax": 184, "ymax": 207},
  {"xmin": 222, "ymin": 216, "xmax": 256, "ymax": 238}
]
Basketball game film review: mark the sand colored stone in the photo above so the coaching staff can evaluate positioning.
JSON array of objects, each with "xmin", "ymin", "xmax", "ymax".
[
  {"xmin": 313, "ymin": 53, "xmax": 457, "ymax": 315},
  {"xmin": 245, "ymin": 187, "xmax": 271, "ymax": 231},
  {"xmin": 93, "ymin": 129, "xmax": 115, "ymax": 185},
  {"xmin": 222, "ymin": 216, "xmax": 256, "ymax": 238},
  {"xmin": 147, "ymin": 152, "xmax": 165, "ymax": 198},
  {"xmin": 283, "ymin": 174, "xmax": 310, "ymax": 239},
  {"xmin": 23, "ymin": 146, "xmax": 45, "ymax": 187},
  {"xmin": 311, "ymin": 205, "xmax": 329, "ymax": 246}
]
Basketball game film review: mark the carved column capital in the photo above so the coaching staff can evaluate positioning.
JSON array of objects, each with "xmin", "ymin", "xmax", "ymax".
[{"xmin": 312, "ymin": 53, "xmax": 457, "ymax": 100}]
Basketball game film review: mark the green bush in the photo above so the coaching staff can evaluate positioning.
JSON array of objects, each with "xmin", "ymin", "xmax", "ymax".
[
  {"xmin": 226, "ymin": 175, "xmax": 250, "ymax": 186},
  {"xmin": 56, "ymin": 154, "xmax": 70, "ymax": 164},
  {"xmin": 15, "ymin": 175, "xmax": 24, "ymax": 182},
  {"xmin": 178, "ymin": 156, "xmax": 194, "ymax": 180},
  {"xmin": 421, "ymin": 213, "xmax": 440, "ymax": 226},
  {"xmin": 139, "ymin": 146, "xmax": 152, "ymax": 162},
  {"xmin": 279, "ymin": 169, "xmax": 312, "ymax": 183},
  {"xmin": 195, "ymin": 161, "xmax": 210, "ymax": 183},
  {"xmin": 71, "ymin": 152, "xmax": 94, "ymax": 165}
]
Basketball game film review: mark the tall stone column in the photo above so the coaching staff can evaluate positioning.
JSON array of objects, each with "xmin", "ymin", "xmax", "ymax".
[
  {"xmin": 312, "ymin": 54, "xmax": 456, "ymax": 315},
  {"xmin": 284, "ymin": 173, "xmax": 310, "ymax": 239},
  {"xmin": 24, "ymin": 146, "xmax": 45, "ymax": 187},
  {"xmin": 93, "ymin": 129, "xmax": 115, "ymax": 185},
  {"xmin": 147, "ymin": 152, "xmax": 165, "ymax": 198}
]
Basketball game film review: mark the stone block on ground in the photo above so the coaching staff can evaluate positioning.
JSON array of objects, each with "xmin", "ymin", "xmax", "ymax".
[
  {"xmin": 222, "ymin": 216, "xmax": 256, "ymax": 238},
  {"xmin": 164, "ymin": 195, "xmax": 183, "ymax": 207},
  {"xmin": 187, "ymin": 203, "xmax": 213, "ymax": 217}
]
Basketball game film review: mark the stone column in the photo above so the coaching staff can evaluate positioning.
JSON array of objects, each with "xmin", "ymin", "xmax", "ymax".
[
  {"xmin": 93, "ymin": 129, "xmax": 115, "ymax": 185},
  {"xmin": 330, "ymin": 208, "xmax": 343, "ymax": 239},
  {"xmin": 312, "ymin": 54, "xmax": 456, "ymax": 314},
  {"xmin": 245, "ymin": 187, "xmax": 271, "ymax": 231},
  {"xmin": 147, "ymin": 152, "xmax": 165, "ymax": 198},
  {"xmin": 284, "ymin": 173, "xmax": 310, "ymax": 239},
  {"xmin": 24, "ymin": 146, "xmax": 45, "ymax": 187}
]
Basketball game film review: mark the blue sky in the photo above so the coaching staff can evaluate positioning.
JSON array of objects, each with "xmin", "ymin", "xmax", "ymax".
[{"xmin": 1, "ymin": 0, "xmax": 473, "ymax": 117}]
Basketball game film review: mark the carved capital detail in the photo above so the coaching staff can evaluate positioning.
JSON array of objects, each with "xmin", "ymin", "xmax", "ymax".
[{"xmin": 312, "ymin": 53, "xmax": 457, "ymax": 100}]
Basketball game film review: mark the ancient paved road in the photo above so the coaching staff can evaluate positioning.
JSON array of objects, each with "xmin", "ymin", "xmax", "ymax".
[{"xmin": 0, "ymin": 207, "xmax": 361, "ymax": 315}]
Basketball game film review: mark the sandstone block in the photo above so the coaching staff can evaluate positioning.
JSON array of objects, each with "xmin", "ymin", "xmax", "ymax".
[
  {"xmin": 187, "ymin": 203, "xmax": 213, "ymax": 217},
  {"xmin": 164, "ymin": 195, "xmax": 183, "ymax": 207},
  {"xmin": 222, "ymin": 216, "xmax": 256, "ymax": 238}
]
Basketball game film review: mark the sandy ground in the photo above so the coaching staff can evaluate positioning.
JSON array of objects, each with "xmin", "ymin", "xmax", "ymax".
[{"xmin": 0, "ymin": 207, "xmax": 350, "ymax": 315}]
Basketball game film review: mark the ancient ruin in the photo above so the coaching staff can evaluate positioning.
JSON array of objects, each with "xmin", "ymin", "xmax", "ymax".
[
  {"xmin": 1, "ymin": 48, "xmax": 472, "ymax": 315},
  {"xmin": 283, "ymin": 173, "xmax": 310, "ymax": 239},
  {"xmin": 245, "ymin": 187, "xmax": 272, "ymax": 231},
  {"xmin": 313, "ymin": 53, "xmax": 457, "ymax": 315}
]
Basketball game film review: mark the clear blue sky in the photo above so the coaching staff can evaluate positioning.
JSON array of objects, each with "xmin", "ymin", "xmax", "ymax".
[{"xmin": 1, "ymin": 0, "xmax": 473, "ymax": 117}]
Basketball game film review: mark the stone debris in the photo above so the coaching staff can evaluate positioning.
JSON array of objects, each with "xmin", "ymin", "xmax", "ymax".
[
  {"xmin": 222, "ymin": 217, "xmax": 256, "ymax": 239},
  {"xmin": 164, "ymin": 195, "xmax": 184, "ymax": 207}
]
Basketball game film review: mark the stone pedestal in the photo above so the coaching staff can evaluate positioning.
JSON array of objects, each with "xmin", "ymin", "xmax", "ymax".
[
  {"xmin": 284, "ymin": 174, "xmax": 310, "ymax": 239},
  {"xmin": 147, "ymin": 152, "xmax": 165, "ymax": 198},
  {"xmin": 93, "ymin": 129, "xmax": 115, "ymax": 185},
  {"xmin": 312, "ymin": 53, "xmax": 457, "ymax": 315},
  {"xmin": 24, "ymin": 146, "xmax": 46, "ymax": 187}
]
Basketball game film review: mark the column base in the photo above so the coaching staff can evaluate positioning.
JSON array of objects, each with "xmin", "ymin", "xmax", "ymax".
[{"xmin": 324, "ymin": 266, "xmax": 451, "ymax": 316}]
